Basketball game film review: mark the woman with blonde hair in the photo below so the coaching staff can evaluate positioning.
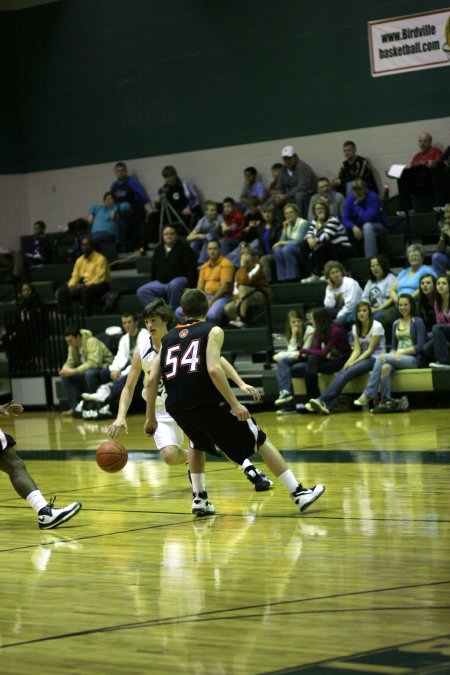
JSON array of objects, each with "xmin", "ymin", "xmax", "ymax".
[{"xmin": 272, "ymin": 202, "xmax": 308, "ymax": 281}]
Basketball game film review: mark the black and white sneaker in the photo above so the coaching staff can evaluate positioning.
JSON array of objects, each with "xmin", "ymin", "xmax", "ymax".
[
  {"xmin": 291, "ymin": 484, "xmax": 325, "ymax": 513},
  {"xmin": 38, "ymin": 499, "xmax": 82, "ymax": 530},
  {"xmin": 192, "ymin": 491, "xmax": 216, "ymax": 517},
  {"xmin": 244, "ymin": 465, "xmax": 273, "ymax": 492}
]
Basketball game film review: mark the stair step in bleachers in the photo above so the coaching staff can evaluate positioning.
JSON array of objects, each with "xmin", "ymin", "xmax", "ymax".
[
  {"xmin": 115, "ymin": 294, "xmax": 144, "ymax": 313},
  {"xmin": 85, "ymin": 315, "xmax": 123, "ymax": 335},
  {"xmin": 222, "ymin": 327, "xmax": 273, "ymax": 365},
  {"xmin": 29, "ymin": 263, "xmax": 73, "ymax": 287},
  {"xmin": 379, "ymin": 233, "xmax": 406, "ymax": 257},
  {"xmin": 136, "ymin": 257, "xmax": 153, "ymax": 274},
  {"xmin": 270, "ymin": 281, "xmax": 326, "ymax": 305},
  {"xmin": 344, "ymin": 258, "xmax": 368, "ymax": 282},
  {"xmin": 109, "ymin": 274, "xmax": 148, "ymax": 291}
]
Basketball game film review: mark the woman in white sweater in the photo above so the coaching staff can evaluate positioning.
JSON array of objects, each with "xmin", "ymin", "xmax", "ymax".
[{"xmin": 323, "ymin": 260, "xmax": 362, "ymax": 326}]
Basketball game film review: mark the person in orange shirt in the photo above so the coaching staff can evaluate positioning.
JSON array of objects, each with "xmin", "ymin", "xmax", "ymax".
[{"xmin": 177, "ymin": 239, "xmax": 234, "ymax": 325}]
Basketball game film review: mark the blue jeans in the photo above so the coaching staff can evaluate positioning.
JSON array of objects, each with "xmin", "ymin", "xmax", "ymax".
[
  {"xmin": 137, "ymin": 276, "xmax": 188, "ymax": 309},
  {"xmin": 362, "ymin": 222, "xmax": 389, "ymax": 257},
  {"xmin": 273, "ymin": 244, "xmax": 302, "ymax": 281},
  {"xmin": 319, "ymin": 357, "xmax": 375, "ymax": 410},
  {"xmin": 60, "ymin": 367, "xmax": 103, "ymax": 409},
  {"xmin": 432, "ymin": 251, "xmax": 450, "ymax": 276},
  {"xmin": 431, "ymin": 323, "xmax": 450, "ymax": 364},
  {"xmin": 276, "ymin": 353, "xmax": 347, "ymax": 398},
  {"xmin": 363, "ymin": 353, "xmax": 417, "ymax": 400}
]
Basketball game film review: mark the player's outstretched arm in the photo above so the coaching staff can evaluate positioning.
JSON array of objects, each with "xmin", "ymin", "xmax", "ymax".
[
  {"xmin": 221, "ymin": 357, "xmax": 261, "ymax": 401},
  {"xmin": 0, "ymin": 401, "xmax": 24, "ymax": 416},
  {"xmin": 107, "ymin": 348, "xmax": 141, "ymax": 438}
]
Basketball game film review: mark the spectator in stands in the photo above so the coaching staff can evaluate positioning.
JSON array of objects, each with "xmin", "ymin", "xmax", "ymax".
[
  {"xmin": 432, "ymin": 205, "xmax": 450, "ymax": 276},
  {"xmin": 87, "ymin": 191, "xmax": 130, "ymax": 244},
  {"xmin": 192, "ymin": 239, "xmax": 234, "ymax": 325},
  {"xmin": 272, "ymin": 203, "xmax": 308, "ymax": 282},
  {"xmin": 239, "ymin": 166, "xmax": 267, "ymax": 210},
  {"xmin": 272, "ymin": 310, "xmax": 314, "ymax": 364},
  {"xmin": 59, "ymin": 325, "xmax": 114, "ymax": 416},
  {"xmin": 257, "ymin": 203, "xmax": 282, "ymax": 282},
  {"xmin": 323, "ymin": 260, "xmax": 362, "ymax": 326},
  {"xmin": 154, "ymin": 165, "xmax": 201, "ymax": 231},
  {"xmin": 56, "ymin": 236, "xmax": 111, "ymax": 316},
  {"xmin": 241, "ymin": 196, "xmax": 264, "ymax": 246},
  {"xmin": 299, "ymin": 201, "xmax": 352, "ymax": 283},
  {"xmin": 80, "ymin": 313, "xmax": 147, "ymax": 418},
  {"xmin": 307, "ymin": 177, "xmax": 345, "ymax": 222},
  {"xmin": 354, "ymin": 294, "xmax": 426, "ymax": 413},
  {"xmin": 397, "ymin": 132, "xmax": 444, "ymax": 211},
  {"xmin": 220, "ymin": 197, "xmax": 245, "ymax": 255},
  {"xmin": 331, "ymin": 140, "xmax": 378, "ymax": 196},
  {"xmin": 3, "ymin": 283, "xmax": 45, "ymax": 372},
  {"xmin": 110, "ymin": 161, "xmax": 154, "ymax": 244},
  {"xmin": 273, "ymin": 145, "xmax": 317, "ymax": 218},
  {"xmin": 267, "ymin": 162, "xmax": 282, "ymax": 199},
  {"xmin": 429, "ymin": 275, "xmax": 450, "ymax": 370},
  {"xmin": 361, "ymin": 255, "xmax": 396, "ymax": 318},
  {"xmin": 342, "ymin": 179, "xmax": 388, "ymax": 257},
  {"xmin": 224, "ymin": 246, "xmax": 271, "ymax": 327},
  {"xmin": 24, "ymin": 221, "xmax": 52, "ymax": 267},
  {"xmin": 377, "ymin": 244, "xmax": 436, "ymax": 340},
  {"xmin": 274, "ymin": 307, "xmax": 350, "ymax": 409},
  {"xmin": 434, "ymin": 142, "xmax": 450, "ymax": 205},
  {"xmin": 417, "ymin": 274, "xmax": 437, "ymax": 334},
  {"xmin": 137, "ymin": 225, "xmax": 197, "ymax": 310},
  {"xmin": 187, "ymin": 200, "xmax": 223, "ymax": 263},
  {"xmin": 308, "ymin": 301, "xmax": 386, "ymax": 415}
]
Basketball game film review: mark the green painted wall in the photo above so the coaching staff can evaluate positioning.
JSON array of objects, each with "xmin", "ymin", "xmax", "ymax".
[{"xmin": 2, "ymin": 0, "xmax": 450, "ymax": 173}]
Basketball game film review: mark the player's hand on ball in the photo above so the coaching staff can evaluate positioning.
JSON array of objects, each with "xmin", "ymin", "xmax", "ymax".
[
  {"xmin": 144, "ymin": 417, "xmax": 158, "ymax": 436},
  {"xmin": 107, "ymin": 418, "xmax": 128, "ymax": 439},
  {"xmin": 230, "ymin": 403, "xmax": 250, "ymax": 421}
]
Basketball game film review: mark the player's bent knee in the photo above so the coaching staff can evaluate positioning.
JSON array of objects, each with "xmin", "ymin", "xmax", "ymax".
[{"xmin": 160, "ymin": 445, "xmax": 186, "ymax": 465}]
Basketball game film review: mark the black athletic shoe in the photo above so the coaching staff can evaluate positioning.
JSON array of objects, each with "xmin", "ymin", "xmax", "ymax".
[
  {"xmin": 192, "ymin": 491, "xmax": 216, "ymax": 517},
  {"xmin": 244, "ymin": 465, "xmax": 273, "ymax": 492},
  {"xmin": 38, "ymin": 499, "xmax": 82, "ymax": 530}
]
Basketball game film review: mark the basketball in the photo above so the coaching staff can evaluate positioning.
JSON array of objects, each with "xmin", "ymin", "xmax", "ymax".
[{"xmin": 96, "ymin": 440, "xmax": 128, "ymax": 473}]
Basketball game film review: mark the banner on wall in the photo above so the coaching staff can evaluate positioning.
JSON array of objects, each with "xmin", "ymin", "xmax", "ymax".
[{"xmin": 368, "ymin": 8, "xmax": 450, "ymax": 77}]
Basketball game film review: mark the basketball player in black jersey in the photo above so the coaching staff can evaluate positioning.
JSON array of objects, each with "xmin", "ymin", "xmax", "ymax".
[{"xmin": 144, "ymin": 289, "xmax": 325, "ymax": 516}]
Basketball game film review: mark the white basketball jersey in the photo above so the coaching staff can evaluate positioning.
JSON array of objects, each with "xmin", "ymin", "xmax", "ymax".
[{"xmin": 138, "ymin": 330, "xmax": 167, "ymax": 407}]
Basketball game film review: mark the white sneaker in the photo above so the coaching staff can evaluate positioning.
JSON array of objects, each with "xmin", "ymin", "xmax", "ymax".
[
  {"xmin": 192, "ymin": 491, "xmax": 216, "ymax": 517},
  {"xmin": 275, "ymin": 391, "xmax": 293, "ymax": 406},
  {"xmin": 301, "ymin": 274, "xmax": 319, "ymax": 284},
  {"xmin": 82, "ymin": 383, "xmax": 112, "ymax": 403},
  {"xmin": 309, "ymin": 398, "xmax": 330, "ymax": 415},
  {"xmin": 291, "ymin": 485, "xmax": 325, "ymax": 513},
  {"xmin": 38, "ymin": 500, "xmax": 82, "ymax": 530},
  {"xmin": 429, "ymin": 362, "xmax": 450, "ymax": 370}
]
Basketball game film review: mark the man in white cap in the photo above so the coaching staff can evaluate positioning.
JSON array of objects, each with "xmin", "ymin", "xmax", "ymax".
[{"xmin": 273, "ymin": 145, "xmax": 317, "ymax": 218}]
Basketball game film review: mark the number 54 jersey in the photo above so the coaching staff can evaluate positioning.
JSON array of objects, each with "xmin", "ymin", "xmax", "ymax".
[{"xmin": 160, "ymin": 320, "xmax": 224, "ymax": 415}]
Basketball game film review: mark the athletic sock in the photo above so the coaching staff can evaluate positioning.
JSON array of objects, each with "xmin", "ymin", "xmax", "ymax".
[
  {"xmin": 190, "ymin": 473, "xmax": 206, "ymax": 494},
  {"xmin": 26, "ymin": 490, "xmax": 48, "ymax": 513},
  {"xmin": 278, "ymin": 469, "xmax": 300, "ymax": 494},
  {"xmin": 241, "ymin": 458, "xmax": 253, "ymax": 471}
]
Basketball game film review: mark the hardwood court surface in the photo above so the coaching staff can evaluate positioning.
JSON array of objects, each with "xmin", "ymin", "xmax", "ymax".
[{"xmin": 0, "ymin": 408, "xmax": 449, "ymax": 674}]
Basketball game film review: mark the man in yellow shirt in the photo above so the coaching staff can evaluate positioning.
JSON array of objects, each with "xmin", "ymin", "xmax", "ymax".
[
  {"xmin": 56, "ymin": 236, "xmax": 111, "ymax": 315},
  {"xmin": 197, "ymin": 239, "xmax": 234, "ymax": 324}
]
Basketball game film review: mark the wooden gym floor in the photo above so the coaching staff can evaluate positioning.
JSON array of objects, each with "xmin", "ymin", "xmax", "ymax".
[{"xmin": 0, "ymin": 408, "xmax": 449, "ymax": 674}]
